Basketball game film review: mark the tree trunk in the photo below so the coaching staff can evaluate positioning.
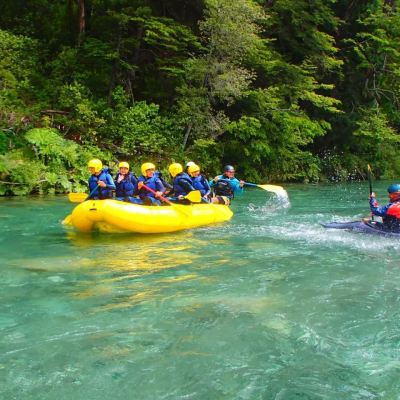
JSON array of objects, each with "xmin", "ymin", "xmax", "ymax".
[
  {"xmin": 77, "ymin": 0, "xmax": 85, "ymax": 46},
  {"xmin": 107, "ymin": 31, "xmax": 122, "ymax": 108},
  {"xmin": 124, "ymin": 0, "xmax": 149, "ymax": 96},
  {"xmin": 344, "ymin": 0, "xmax": 359, "ymax": 22},
  {"xmin": 183, "ymin": 117, "xmax": 194, "ymax": 150},
  {"xmin": 67, "ymin": 0, "xmax": 74, "ymax": 46}
]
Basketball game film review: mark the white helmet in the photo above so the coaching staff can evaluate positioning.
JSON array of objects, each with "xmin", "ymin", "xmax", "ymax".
[{"xmin": 186, "ymin": 161, "xmax": 195, "ymax": 168}]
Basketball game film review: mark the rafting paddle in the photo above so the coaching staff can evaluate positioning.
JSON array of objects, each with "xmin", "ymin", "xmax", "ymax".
[
  {"xmin": 68, "ymin": 185, "xmax": 100, "ymax": 203},
  {"xmin": 243, "ymin": 182, "xmax": 286, "ymax": 194},
  {"xmin": 142, "ymin": 184, "xmax": 202, "ymax": 216}
]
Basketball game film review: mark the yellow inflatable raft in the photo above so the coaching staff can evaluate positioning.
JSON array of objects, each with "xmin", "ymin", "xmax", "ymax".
[{"xmin": 63, "ymin": 199, "xmax": 233, "ymax": 233}]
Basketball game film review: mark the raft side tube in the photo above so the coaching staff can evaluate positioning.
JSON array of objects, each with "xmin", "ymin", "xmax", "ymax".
[{"xmin": 67, "ymin": 200, "xmax": 233, "ymax": 233}]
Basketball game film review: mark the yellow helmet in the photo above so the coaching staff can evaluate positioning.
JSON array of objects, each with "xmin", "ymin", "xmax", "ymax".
[
  {"xmin": 141, "ymin": 162, "xmax": 156, "ymax": 176},
  {"xmin": 188, "ymin": 164, "xmax": 200, "ymax": 176},
  {"xmin": 169, "ymin": 163, "xmax": 183, "ymax": 178},
  {"xmin": 119, "ymin": 161, "xmax": 129, "ymax": 170},
  {"xmin": 88, "ymin": 159, "xmax": 103, "ymax": 173}
]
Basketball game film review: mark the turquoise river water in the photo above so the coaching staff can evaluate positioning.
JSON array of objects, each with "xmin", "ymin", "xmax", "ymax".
[{"xmin": 1, "ymin": 181, "xmax": 400, "ymax": 399}]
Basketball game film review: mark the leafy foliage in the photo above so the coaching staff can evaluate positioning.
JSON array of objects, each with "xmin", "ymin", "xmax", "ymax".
[
  {"xmin": 0, "ymin": 128, "xmax": 112, "ymax": 195},
  {"xmin": 2, "ymin": 0, "xmax": 400, "ymax": 195},
  {"xmin": 104, "ymin": 99, "xmax": 184, "ymax": 154}
]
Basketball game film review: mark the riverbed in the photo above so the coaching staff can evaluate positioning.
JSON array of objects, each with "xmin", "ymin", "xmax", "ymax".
[{"xmin": 1, "ymin": 181, "xmax": 399, "ymax": 399}]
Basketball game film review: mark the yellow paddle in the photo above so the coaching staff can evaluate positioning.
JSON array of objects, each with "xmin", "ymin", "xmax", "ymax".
[
  {"xmin": 142, "ymin": 185, "xmax": 202, "ymax": 216},
  {"xmin": 142, "ymin": 185, "xmax": 201, "ymax": 204},
  {"xmin": 244, "ymin": 182, "xmax": 286, "ymax": 193},
  {"xmin": 171, "ymin": 191, "xmax": 202, "ymax": 203},
  {"xmin": 68, "ymin": 184, "xmax": 100, "ymax": 203},
  {"xmin": 69, "ymin": 192, "xmax": 90, "ymax": 202}
]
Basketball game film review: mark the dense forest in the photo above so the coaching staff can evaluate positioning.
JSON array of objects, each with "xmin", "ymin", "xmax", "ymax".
[{"xmin": 1, "ymin": 0, "xmax": 400, "ymax": 195}]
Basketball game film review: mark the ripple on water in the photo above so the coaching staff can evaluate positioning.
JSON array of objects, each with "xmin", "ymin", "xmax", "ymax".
[{"xmin": 2, "ymin": 187, "xmax": 400, "ymax": 398}]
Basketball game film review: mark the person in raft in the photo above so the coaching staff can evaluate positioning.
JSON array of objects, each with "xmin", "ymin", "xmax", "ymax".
[
  {"xmin": 167, "ymin": 163, "xmax": 196, "ymax": 203},
  {"xmin": 136, "ymin": 162, "xmax": 166, "ymax": 206},
  {"xmin": 370, "ymin": 184, "xmax": 400, "ymax": 231},
  {"xmin": 209, "ymin": 165, "xmax": 244, "ymax": 205},
  {"xmin": 185, "ymin": 161, "xmax": 196, "ymax": 174},
  {"xmin": 114, "ymin": 161, "xmax": 142, "ymax": 204},
  {"xmin": 87, "ymin": 159, "xmax": 116, "ymax": 200},
  {"xmin": 188, "ymin": 164, "xmax": 211, "ymax": 200}
]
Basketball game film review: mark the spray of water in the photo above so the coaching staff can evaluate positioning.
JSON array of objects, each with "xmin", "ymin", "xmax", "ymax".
[{"xmin": 248, "ymin": 190, "xmax": 291, "ymax": 214}]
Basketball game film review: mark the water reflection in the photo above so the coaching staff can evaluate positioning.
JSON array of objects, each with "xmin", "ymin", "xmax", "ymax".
[{"xmin": 61, "ymin": 231, "xmax": 214, "ymax": 312}]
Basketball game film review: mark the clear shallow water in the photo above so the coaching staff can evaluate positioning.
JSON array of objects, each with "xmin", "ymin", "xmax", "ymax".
[{"xmin": 1, "ymin": 182, "xmax": 400, "ymax": 399}]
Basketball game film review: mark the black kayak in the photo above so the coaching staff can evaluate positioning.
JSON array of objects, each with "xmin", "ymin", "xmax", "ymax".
[{"xmin": 319, "ymin": 220, "xmax": 400, "ymax": 238}]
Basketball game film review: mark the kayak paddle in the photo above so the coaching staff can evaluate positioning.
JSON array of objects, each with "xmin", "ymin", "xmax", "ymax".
[
  {"xmin": 68, "ymin": 185, "xmax": 100, "ymax": 203},
  {"xmin": 367, "ymin": 164, "xmax": 374, "ymax": 220},
  {"xmin": 243, "ymin": 182, "xmax": 286, "ymax": 193},
  {"xmin": 367, "ymin": 165, "xmax": 373, "ymax": 196}
]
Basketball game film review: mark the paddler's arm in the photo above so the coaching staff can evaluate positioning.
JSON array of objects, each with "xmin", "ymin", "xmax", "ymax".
[
  {"xmin": 209, "ymin": 175, "xmax": 221, "ymax": 188},
  {"xmin": 233, "ymin": 178, "xmax": 244, "ymax": 195},
  {"xmin": 155, "ymin": 178, "xmax": 166, "ymax": 198},
  {"xmin": 179, "ymin": 178, "xmax": 195, "ymax": 193},
  {"xmin": 369, "ymin": 193, "xmax": 390, "ymax": 217},
  {"xmin": 203, "ymin": 177, "xmax": 211, "ymax": 197},
  {"xmin": 161, "ymin": 178, "xmax": 173, "ymax": 190},
  {"xmin": 135, "ymin": 180, "xmax": 144, "ymax": 194},
  {"xmin": 104, "ymin": 174, "xmax": 116, "ymax": 190},
  {"xmin": 176, "ymin": 178, "xmax": 196, "ymax": 200}
]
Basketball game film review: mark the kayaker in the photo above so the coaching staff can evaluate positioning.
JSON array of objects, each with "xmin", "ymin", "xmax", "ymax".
[
  {"xmin": 136, "ymin": 162, "xmax": 166, "ymax": 206},
  {"xmin": 188, "ymin": 164, "xmax": 211, "ymax": 199},
  {"xmin": 114, "ymin": 161, "xmax": 142, "ymax": 204},
  {"xmin": 209, "ymin": 165, "xmax": 244, "ymax": 205},
  {"xmin": 88, "ymin": 159, "xmax": 116, "ymax": 200},
  {"xmin": 370, "ymin": 184, "xmax": 400, "ymax": 231},
  {"xmin": 167, "ymin": 163, "xmax": 196, "ymax": 203}
]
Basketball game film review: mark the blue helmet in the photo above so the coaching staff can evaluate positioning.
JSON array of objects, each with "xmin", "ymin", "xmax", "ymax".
[
  {"xmin": 388, "ymin": 184, "xmax": 400, "ymax": 194},
  {"xmin": 224, "ymin": 165, "xmax": 235, "ymax": 172}
]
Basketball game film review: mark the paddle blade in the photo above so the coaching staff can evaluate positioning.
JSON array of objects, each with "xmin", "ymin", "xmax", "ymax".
[
  {"xmin": 68, "ymin": 193, "xmax": 87, "ymax": 203},
  {"xmin": 367, "ymin": 164, "xmax": 373, "ymax": 197},
  {"xmin": 257, "ymin": 184, "xmax": 285, "ymax": 193},
  {"xmin": 63, "ymin": 214, "xmax": 73, "ymax": 225},
  {"xmin": 185, "ymin": 190, "xmax": 202, "ymax": 203}
]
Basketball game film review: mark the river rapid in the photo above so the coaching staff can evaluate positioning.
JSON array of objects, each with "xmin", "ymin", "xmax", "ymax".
[{"xmin": 1, "ymin": 181, "xmax": 400, "ymax": 399}]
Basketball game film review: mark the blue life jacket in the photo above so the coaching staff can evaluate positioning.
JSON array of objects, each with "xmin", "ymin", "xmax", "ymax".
[
  {"xmin": 173, "ymin": 172, "xmax": 194, "ymax": 197},
  {"xmin": 88, "ymin": 168, "xmax": 115, "ymax": 199},
  {"xmin": 115, "ymin": 172, "xmax": 137, "ymax": 197},
  {"xmin": 137, "ymin": 175, "xmax": 164, "ymax": 199},
  {"xmin": 192, "ymin": 175, "xmax": 211, "ymax": 197}
]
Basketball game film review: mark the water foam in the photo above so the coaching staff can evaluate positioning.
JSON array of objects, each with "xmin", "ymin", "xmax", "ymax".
[{"xmin": 248, "ymin": 190, "xmax": 291, "ymax": 215}]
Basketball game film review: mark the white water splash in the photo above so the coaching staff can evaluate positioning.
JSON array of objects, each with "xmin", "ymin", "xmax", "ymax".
[{"xmin": 248, "ymin": 190, "xmax": 291, "ymax": 214}]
